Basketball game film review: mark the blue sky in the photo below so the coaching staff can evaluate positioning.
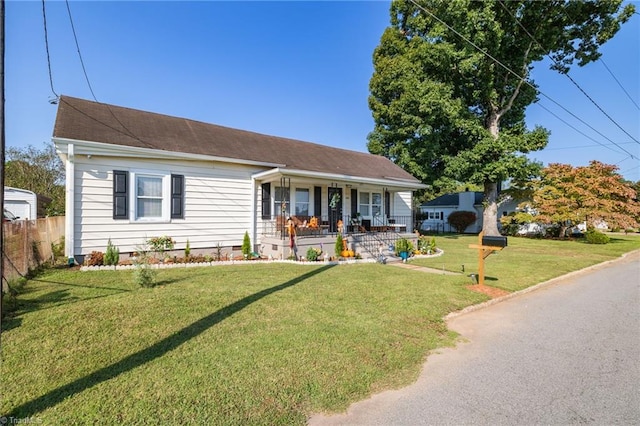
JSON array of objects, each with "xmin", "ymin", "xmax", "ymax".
[{"xmin": 7, "ymin": 1, "xmax": 640, "ymax": 182}]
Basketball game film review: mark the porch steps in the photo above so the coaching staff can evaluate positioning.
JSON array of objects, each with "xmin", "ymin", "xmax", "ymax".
[{"xmin": 351, "ymin": 230, "xmax": 402, "ymax": 260}]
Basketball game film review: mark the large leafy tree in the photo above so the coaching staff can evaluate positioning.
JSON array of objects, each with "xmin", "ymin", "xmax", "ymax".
[
  {"xmin": 369, "ymin": 0, "xmax": 635, "ymax": 235},
  {"xmin": 5, "ymin": 142, "xmax": 65, "ymax": 216},
  {"xmin": 533, "ymin": 161, "xmax": 640, "ymax": 234}
]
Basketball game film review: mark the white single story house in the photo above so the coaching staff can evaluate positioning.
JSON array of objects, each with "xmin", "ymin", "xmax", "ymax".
[
  {"xmin": 419, "ymin": 190, "xmax": 520, "ymax": 233},
  {"xmin": 53, "ymin": 96, "xmax": 426, "ymax": 263}
]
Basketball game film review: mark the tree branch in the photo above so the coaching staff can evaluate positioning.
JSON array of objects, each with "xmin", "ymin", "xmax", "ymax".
[{"xmin": 498, "ymin": 40, "xmax": 534, "ymax": 117}]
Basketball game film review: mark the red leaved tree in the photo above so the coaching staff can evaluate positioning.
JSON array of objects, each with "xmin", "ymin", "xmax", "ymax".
[{"xmin": 533, "ymin": 161, "xmax": 640, "ymax": 236}]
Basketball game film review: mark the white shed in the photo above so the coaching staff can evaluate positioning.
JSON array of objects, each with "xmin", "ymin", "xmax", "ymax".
[{"xmin": 4, "ymin": 187, "xmax": 38, "ymax": 220}]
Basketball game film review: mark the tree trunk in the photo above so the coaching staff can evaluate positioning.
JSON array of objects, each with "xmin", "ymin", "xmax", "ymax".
[
  {"xmin": 482, "ymin": 110, "xmax": 501, "ymax": 236},
  {"xmin": 483, "ymin": 181, "xmax": 501, "ymax": 236}
]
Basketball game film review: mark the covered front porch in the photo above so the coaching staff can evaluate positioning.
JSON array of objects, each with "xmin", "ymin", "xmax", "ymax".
[
  {"xmin": 259, "ymin": 226, "xmax": 418, "ymax": 261},
  {"xmin": 251, "ymin": 168, "xmax": 425, "ymax": 260}
]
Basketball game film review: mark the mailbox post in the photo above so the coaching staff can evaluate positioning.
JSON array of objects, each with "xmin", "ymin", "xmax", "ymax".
[{"xmin": 468, "ymin": 231, "xmax": 507, "ymax": 286}]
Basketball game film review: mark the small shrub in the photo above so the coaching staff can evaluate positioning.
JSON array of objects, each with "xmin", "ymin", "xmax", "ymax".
[
  {"xmin": 214, "ymin": 243, "xmax": 223, "ymax": 261},
  {"xmin": 51, "ymin": 237, "xmax": 65, "ymax": 262},
  {"xmin": 148, "ymin": 236, "xmax": 175, "ymax": 257},
  {"xmin": 585, "ymin": 229, "xmax": 610, "ymax": 244},
  {"xmin": 335, "ymin": 233, "xmax": 344, "ymax": 258},
  {"xmin": 85, "ymin": 251, "xmax": 104, "ymax": 266},
  {"xmin": 447, "ymin": 211, "xmax": 477, "ymax": 233},
  {"xmin": 417, "ymin": 236, "xmax": 437, "ymax": 254},
  {"xmin": 242, "ymin": 232, "xmax": 251, "ymax": 258},
  {"xmin": 104, "ymin": 239, "xmax": 120, "ymax": 266},
  {"xmin": 133, "ymin": 243, "xmax": 156, "ymax": 287},
  {"xmin": 306, "ymin": 247, "xmax": 321, "ymax": 261},
  {"xmin": 184, "ymin": 239, "xmax": 191, "ymax": 258},
  {"xmin": 394, "ymin": 238, "xmax": 414, "ymax": 256}
]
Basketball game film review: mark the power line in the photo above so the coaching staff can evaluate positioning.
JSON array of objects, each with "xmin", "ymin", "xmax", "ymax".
[
  {"xmin": 619, "ymin": 164, "xmax": 640, "ymax": 178},
  {"xmin": 406, "ymin": 0, "xmax": 638, "ymax": 160},
  {"xmin": 497, "ymin": 0, "xmax": 639, "ymax": 145},
  {"xmin": 534, "ymin": 102, "xmax": 629, "ymax": 157},
  {"xmin": 41, "ymin": 0, "xmax": 58, "ymax": 101},
  {"xmin": 65, "ymin": 0, "xmax": 97, "ymax": 102},
  {"xmin": 59, "ymin": 1, "xmax": 153, "ymax": 149},
  {"xmin": 541, "ymin": 141, "xmax": 636, "ymax": 152},
  {"xmin": 599, "ymin": 58, "xmax": 640, "ymax": 111}
]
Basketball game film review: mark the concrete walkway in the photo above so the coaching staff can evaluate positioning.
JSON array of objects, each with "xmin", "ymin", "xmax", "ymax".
[{"xmin": 387, "ymin": 260, "xmax": 461, "ymax": 275}]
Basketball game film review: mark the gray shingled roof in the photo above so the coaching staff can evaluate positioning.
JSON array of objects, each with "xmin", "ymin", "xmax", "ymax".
[
  {"xmin": 53, "ymin": 96, "xmax": 422, "ymax": 184},
  {"xmin": 421, "ymin": 192, "xmax": 483, "ymax": 207}
]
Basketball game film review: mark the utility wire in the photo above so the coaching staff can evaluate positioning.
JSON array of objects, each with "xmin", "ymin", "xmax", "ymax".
[
  {"xmin": 599, "ymin": 58, "xmax": 640, "ymax": 111},
  {"xmin": 61, "ymin": 0, "xmax": 154, "ymax": 149},
  {"xmin": 406, "ymin": 0, "xmax": 638, "ymax": 160},
  {"xmin": 41, "ymin": 0, "xmax": 58, "ymax": 101},
  {"xmin": 497, "ymin": 0, "xmax": 639, "ymax": 144},
  {"xmin": 65, "ymin": 0, "xmax": 97, "ymax": 102},
  {"xmin": 619, "ymin": 164, "xmax": 640, "ymax": 176},
  {"xmin": 542, "ymin": 141, "xmax": 636, "ymax": 151},
  {"xmin": 534, "ymin": 102, "xmax": 628, "ymax": 157}
]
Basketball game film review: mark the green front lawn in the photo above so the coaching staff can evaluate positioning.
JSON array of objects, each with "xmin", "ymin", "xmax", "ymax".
[
  {"xmin": 1, "ymin": 234, "xmax": 638, "ymax": 424},
  {"xmin": 413, "ymin": 233, "xmax": 640, "ymax": 292}
]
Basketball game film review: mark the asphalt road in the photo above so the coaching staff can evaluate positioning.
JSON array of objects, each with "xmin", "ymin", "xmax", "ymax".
[{"xmin": 309, "ymin": 250, "xmax": 640, "ymax": 426}]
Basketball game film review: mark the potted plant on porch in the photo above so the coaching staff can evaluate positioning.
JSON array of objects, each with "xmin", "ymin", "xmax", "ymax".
[{"xmin": 394, "ymin": 238, "xmax": 413, "ymax": 262}]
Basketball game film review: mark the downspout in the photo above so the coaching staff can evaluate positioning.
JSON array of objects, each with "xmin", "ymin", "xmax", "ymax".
[
  {"xmin": 250, "ymin": 176, "xmax": 257, "ymax": 254},
  {"xmin": 65, "ymin": 143, "xmax": 75, "ymax": 265}
]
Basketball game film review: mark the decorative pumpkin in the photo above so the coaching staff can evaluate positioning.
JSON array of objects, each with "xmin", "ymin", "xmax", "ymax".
[{"xmin": 340, "ymin": 249, "xmax": 355, "ymax": 258}]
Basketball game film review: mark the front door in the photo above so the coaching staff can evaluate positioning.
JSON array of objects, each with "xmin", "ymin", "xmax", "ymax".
[{"xmin": 328, "ymin": 187, "xmax": 343, "ymax": 232}]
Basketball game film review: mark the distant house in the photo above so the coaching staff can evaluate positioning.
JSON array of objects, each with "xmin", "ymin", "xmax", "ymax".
[
  {"xmin": 53, "ymin": 96, "xmax": 426, "ymax": 263},
  {"xmin": 420, "ymin": 190, "xmax": 520, "ymax": 233},
  {"xmin": 4, "ymin": 187, "xmax": 51, "ymax": 220}
]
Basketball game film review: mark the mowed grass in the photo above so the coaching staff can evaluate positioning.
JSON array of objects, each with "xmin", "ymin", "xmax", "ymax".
[
  {"xmin": 2, "ymin": 263, "xmax": 485, "ymax": 424},
  {"xmin": 2, "ymin": 234, "xmax": 638, "ymax": 424},
  {"xmin": 412, "ymin": 233, "xmax": 640, "ymax": 292}
]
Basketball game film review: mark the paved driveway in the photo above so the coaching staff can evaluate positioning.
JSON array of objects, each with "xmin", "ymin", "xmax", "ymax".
[{"xmin": 309, "ymin": 251, "xmax": 640, "ymax": 425}]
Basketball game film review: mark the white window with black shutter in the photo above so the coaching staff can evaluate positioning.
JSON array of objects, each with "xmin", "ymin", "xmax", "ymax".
[
  {"xmin": 113, "ymin": 170, "xmax": 185, "ymax": 221},
  {"xmin": 170, "ymin": 174, "xmax": 184, "ymax": 219},
  {"xmin": 261, "ymin": 183, "xmax": 271, "ymax": 219},
  {"xmin": 113, "ymin": 170, "xmax": 129, "ymax": 219}
]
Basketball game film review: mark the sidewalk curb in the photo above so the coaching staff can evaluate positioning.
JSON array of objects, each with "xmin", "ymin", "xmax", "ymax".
[{"xmin": 445, "ymin": 248, "xmax": 640, "ymax": 321}]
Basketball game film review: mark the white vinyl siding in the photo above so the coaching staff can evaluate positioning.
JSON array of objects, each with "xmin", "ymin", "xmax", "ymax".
[
  {"xmin": 72, "ymin": 156, "xmax": 258, "ymax": 256},
  {"xmin": 393, "ymin": 191, "xmax": 413, "ymax": 229},
  {"xmin": 393, "ymin": 192, "xmax": 412, "ymax": 215}
]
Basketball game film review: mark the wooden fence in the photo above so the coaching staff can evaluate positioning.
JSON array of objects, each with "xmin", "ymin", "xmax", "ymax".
[{"xmin": 2, "ymin": 216, "xmax": 65, "ymax": 283}]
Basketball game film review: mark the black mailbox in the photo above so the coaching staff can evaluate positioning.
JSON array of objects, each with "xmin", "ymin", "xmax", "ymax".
[{"xmin": 482, "ymin": 235, "xmax": 508, "ymax": 248}]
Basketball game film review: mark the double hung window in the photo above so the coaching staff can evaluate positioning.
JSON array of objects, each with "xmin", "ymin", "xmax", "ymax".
[
  {"xmin": 359, "ymin": 192, "xmax": 383, "ymax": 217},
  {"xmin": 274, "ymin": 186, "xmax": 290, "ymax": 216},
  {"xmin": 295, "ymin": 188, "xmax": 309, "ymax": 216},
  {"xmin": 113, "ymin": 170, "xmax": 184, "ymax": 221}
]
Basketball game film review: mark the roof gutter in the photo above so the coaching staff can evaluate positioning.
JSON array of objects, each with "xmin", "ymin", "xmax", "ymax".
[
  {"xmin": 53, "ymin": 137, "xmax": 286, "ymax": 168},
  {"xmin": 252, "ymin": 167, "xmax": 427, "ymax": 190}
]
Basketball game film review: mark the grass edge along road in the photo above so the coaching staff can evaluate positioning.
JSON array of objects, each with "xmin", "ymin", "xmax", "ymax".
[{"xmin": 2, "ymin": 234, "xmax": 639, "ymax": 424}]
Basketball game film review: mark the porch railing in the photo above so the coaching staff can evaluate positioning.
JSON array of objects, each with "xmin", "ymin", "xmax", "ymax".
[{"xmin": 260, "ymin": 215, "xmax": 414, "ymax": 239}]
